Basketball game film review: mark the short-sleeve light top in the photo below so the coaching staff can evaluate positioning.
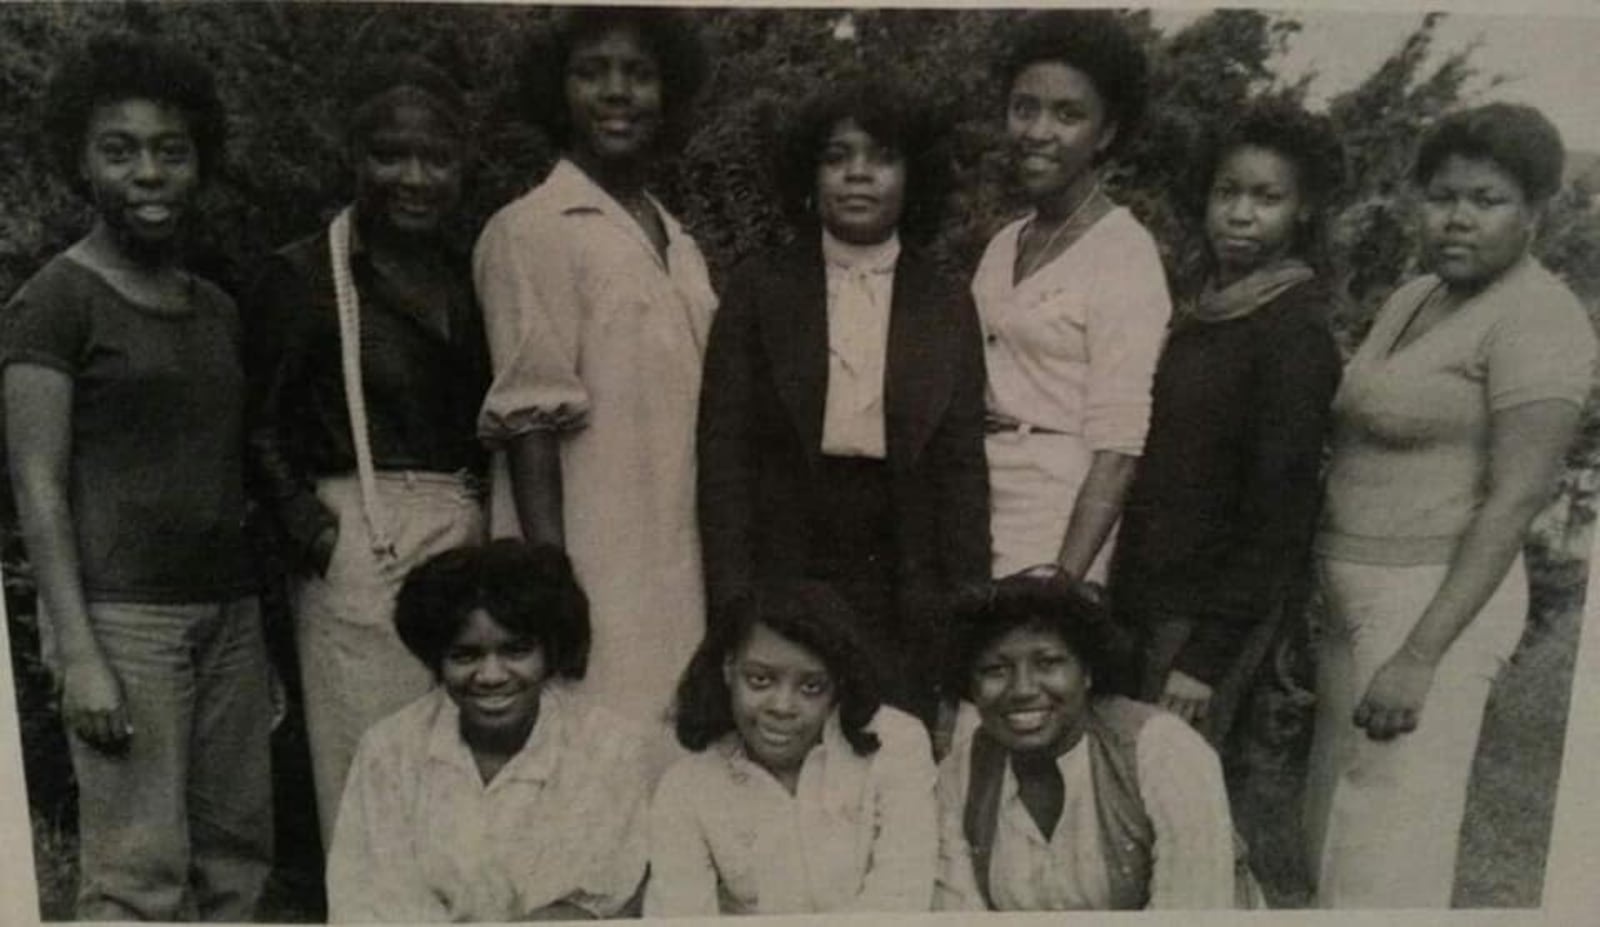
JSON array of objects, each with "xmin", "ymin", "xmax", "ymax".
[
  {"xmin": 973, "ymin": 207, "xmax": 1172, "ymax": 454},
  {"xmin": 326, "ymin": 683, "xmax": 651, "ymax": 923},
  {"xmin": 645, "ymin": 706, "xmax": 938, "ymax": 915},
  {"xmin": 934, "ymin": 712, "xmax": 1235, "ymax": 911},
  {"xmin": 1317, "ymin": 257, "xmax": 1597, "ymax": 565}
]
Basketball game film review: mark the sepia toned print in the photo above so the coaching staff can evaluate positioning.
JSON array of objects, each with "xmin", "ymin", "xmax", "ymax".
[{"xmin": 2, "ymin": 2, "xmax": 1599, "ymax": 924}]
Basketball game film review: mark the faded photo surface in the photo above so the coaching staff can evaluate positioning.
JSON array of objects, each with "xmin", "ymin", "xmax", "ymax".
[{"xmin": 2, "ymin": 1, "xmax": 1599, "ymax": 924}]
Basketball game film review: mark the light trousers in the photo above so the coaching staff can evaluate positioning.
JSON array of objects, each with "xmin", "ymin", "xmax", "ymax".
[
  {"xmin": 1305, "ymin": 555, "xmax": 1526, "ymax": 908},
  {"xmin": 293, "ymin": 472, "xmax": 485, "ymax": 846}
]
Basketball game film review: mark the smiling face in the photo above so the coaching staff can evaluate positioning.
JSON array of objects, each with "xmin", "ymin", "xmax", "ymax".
[
  {"xmin": 1006, "ymin": 61, "xmax": 1115, "ymax": 208},
  {"xmin": 79, "ymin": 98, "xmax": 200, "ymax": 260},
  {"xmin": 1206, "ymin": 144, "xmax": 1307, "ymax": 280},
  {"xmin": 441, "ymin": 608, "xmax": 547, "ymax": 748},
  {"xmin": 815, "ymin": 118, "xmax": 907, "ymax": 245},
  {"xmin": 725, "ymin": 622, "xmax": 836, "ymax": 780},
  {"xmin": 563, "ymin": 26, "xmax": 664, "ymax": 168},
  {"xmin": 352, "ymin": 98, "xmax": 465, "ymax": 239},
  {"xmin": 1419, "ymin": 153, "xmax": 1536, "ymax": 290},
  {"xmin": 970, "ymin": 623, "xmax": 1091, "ymax": 757}
]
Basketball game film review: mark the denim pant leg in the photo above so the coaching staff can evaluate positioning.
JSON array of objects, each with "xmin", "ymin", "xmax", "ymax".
[
  {"xmin": 186, "ymin": 597, "xmax": 274, "ymax": 921},
  {"xmin": 71, "ymin": 602, "xmax": 194, "ymax": 921}
]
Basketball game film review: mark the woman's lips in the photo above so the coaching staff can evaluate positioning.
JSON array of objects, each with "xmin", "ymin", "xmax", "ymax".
[
  {"xmin": 1003, "ymin": 707, "xmax": 1051, "ymax": 733},
  {"xmin": 131, "ymin": 203, "xmax": 174, "ymax": 223}
]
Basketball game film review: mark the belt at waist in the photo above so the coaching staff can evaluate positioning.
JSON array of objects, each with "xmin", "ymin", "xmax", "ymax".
[{"xmin": 984, "ymin": 414, "xmax": 1071, "ymax": 437}]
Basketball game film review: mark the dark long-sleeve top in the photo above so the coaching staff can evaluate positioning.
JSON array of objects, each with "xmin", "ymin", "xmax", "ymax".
[
  {"xmin": 1111, "ymin": 277, "xmax": 1342, "ymax": 685},
  {"xmin": 697, "ymin": 235, "xmax": 990, "ymax": 650},
  {"xmin": 243, "ymin": 223, "xmax": 490, "ymax": 567}
]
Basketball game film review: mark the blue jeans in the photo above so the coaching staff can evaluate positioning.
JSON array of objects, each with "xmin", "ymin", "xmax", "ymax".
[{"xmin": 60, "ymin": 597, "xmax": 274, "ymax": 921}]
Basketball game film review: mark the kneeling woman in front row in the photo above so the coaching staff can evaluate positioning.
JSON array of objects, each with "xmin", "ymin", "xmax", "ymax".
[
  {"xmin": 936, "ymin": 575, "xmax": 1238, "ymax": 910},
  {"xmin": 326, "ymin": 541, "xmax": 651, "ymax": 922},
  {"xmin": 647, "ymin": 582, "xmax": 939, "ymax": 915}
]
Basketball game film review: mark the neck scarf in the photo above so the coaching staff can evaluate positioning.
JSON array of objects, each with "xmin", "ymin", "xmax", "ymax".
[{"xmin": 1186, "ymin": 258, "xmax": 1315, "ymax": 323}]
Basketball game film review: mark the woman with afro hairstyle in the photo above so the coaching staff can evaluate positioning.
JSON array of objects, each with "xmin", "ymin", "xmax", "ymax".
[
  {"xmin": 696, "ymin": 76, "xmax": 989, "ymax": 730},
  {"xmin": 974, "ymin": 10, "xmax": 1171, "ymax": 585},
  {"xmin": 1110, "ymin": 100, "xmax": 1345, "ymax": 752},
  {"xmin": 1, "ymin": 33, "xmax": 272, "ymax": 920},
  {"xmin": 475, "ymin": 6, "xmax": 717, "ymax": 746}
]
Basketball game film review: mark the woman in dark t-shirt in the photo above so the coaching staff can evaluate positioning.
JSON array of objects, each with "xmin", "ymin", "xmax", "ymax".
[{"xmin": 0, "ymin": 34, "xmax": 273, "ymax": 921}]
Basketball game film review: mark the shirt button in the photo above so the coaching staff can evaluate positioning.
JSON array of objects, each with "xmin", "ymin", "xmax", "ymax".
[{"xmin": 986, "ymin": 333, "xmax": 998, "ymax": 346}]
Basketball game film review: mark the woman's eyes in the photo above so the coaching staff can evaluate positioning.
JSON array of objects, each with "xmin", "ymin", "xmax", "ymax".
[
  {"xmin": 94, "ymin": 136, "xmax": 194, "ymax": 165},
  {"xmin": 798, "ymin": 676, "xmax": 833, "ymax": 697},
  {"xmin": 820, "ymin": 145, "xmax": 899, "ymax": 168},
  {"xmin": 742, "ymin": 671, "xmax": 773, "ymax": 689}
]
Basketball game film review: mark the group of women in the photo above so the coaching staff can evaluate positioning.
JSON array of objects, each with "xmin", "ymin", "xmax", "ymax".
[{"xmin": 2, "ymin": 6, "xmax": 1592, "ymax": 922}]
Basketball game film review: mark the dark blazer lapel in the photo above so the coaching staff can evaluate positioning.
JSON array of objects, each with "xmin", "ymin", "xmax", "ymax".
[
  {"xmin": 760, "ymin": 237, "xmax": 830, "ymax": 461},
  {"xmin": 886, "ymin": 248, "xmax": 954, "ymax": 470}
]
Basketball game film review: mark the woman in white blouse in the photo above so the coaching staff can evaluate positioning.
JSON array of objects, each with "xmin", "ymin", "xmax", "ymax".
[
  {"xmin": 975, "ymin": 10, "xmax": 1171, "ymax": 582},
  {"xmin": 474, "ymin": 8, "xmax": 716, "ymax": 735},
  {"xmin": 935, "ymin": 575, "xmax": 1239, "ymax": 911},
  {"xmin": 327, "ymin": 540, "xmax": 652, "ymax": 923},
  {"xmin": 647, "ymin": 582, "xmax": 939, "ymax": 915}
]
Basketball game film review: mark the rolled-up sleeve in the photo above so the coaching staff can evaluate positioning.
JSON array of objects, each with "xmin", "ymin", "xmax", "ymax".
[
  {"xmin": 1137, "ymin": 713, "xmax": 1236, "ymax": 909},
  {"xmin": 1082, "ymin": 230, "xmax": 1171, "ymax": 454},
  {"xmin": 474, "ymin": 207, "xmax": 590, "ymax": 441}
]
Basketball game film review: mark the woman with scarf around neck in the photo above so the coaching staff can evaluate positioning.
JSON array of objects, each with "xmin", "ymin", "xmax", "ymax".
[
  {"xmin": 475, "ymin": 9, "xmax": 716, "ymax": 746},
  {"xmin": 245, "ymin": 57, "xmax": 489, "ymax": 846},
  {"xmin": 1306, "ymin": 104, "xmax": 1595, "ymax": 908},
  {"xmin": 974, "ymin": 10, "xmax": 1170, "ymax": 586},
  {"xmin": 1109, "ymin": 101, "xmax": 1343, "ymax": 752},
  {"xmin": 696, "ymin": 77, "xmax": 988, "ymax": 729}
]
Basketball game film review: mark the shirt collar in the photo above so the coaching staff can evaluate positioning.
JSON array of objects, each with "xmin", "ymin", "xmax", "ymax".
[
  {"xmin": 425, "ymin": 682, "xmax": 569, "ymax": 785},
  {"xmin": 717, "ymin": 708, "xmax": 846, "ymax": 785},
  {"xmin": 822, "ymin": 228, "xmax": 900, "ymax": 275},
  {"xmin": 544, "ymin": 157, "xmax": 685, "ymax": 238}
]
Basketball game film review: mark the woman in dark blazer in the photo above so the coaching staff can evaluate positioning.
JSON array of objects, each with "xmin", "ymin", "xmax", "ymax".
[
  {"xmin": 697, "ymin": 77, "xmax": 990, "ymax": 727},
  {"xmin": 1110, "ymin": 101, "xmax": 1345, "ymax": 750}
]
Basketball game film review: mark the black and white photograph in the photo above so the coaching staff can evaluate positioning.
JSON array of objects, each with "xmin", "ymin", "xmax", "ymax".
[{"xmin": 1, "ymin": 0, "xmax": 1599, "ymax": 923}]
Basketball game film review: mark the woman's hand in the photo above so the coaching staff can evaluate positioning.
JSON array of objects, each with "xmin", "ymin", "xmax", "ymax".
[
  {"xmin": 1353, "ymin": 647, "xmax": 1438, "ymax": 741},
  {"xmin": 1161, "ymin": 669, "xmax": 1213, "ymax": 727},
  {"xmin": 60, "ymin": 652, "xmax": 132, "ymax": 753}
]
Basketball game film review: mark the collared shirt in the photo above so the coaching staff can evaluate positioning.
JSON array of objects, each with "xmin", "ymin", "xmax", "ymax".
[
  {"xmin": 935, "ymin": 711, "xmax": 1234, "ymax": 911},
  {"xmin": 472, "ymin": 158, "xmax": 717, "ymax": 725},
  {"xmin": 972, "ymin": 207, "xmax": 1170, "ymax": 454},
  {"xmin": 645, "ymin": 706, "xmax": 937, "ymax": 916},
  {"xmin": 820, "ymin": 229, "xmax": 899, "ymax": 459},
  {"xmin": 326, "ymin": 683, "xmax": 652, "ymax": 923},
  {"xmin": 244, "ymin": 215, "xmax": 489, "ymax": 563}
]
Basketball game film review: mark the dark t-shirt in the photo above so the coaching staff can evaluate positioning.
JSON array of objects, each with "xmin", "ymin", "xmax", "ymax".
[{"xmin": 1, "ymin": 254, "xmax": 256, "ymax": 603}]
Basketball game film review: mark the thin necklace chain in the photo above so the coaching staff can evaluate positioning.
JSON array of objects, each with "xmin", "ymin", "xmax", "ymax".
[{"xmin": 1018, "ymin": 182, "xmax": 1103, "ymax": 281}]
